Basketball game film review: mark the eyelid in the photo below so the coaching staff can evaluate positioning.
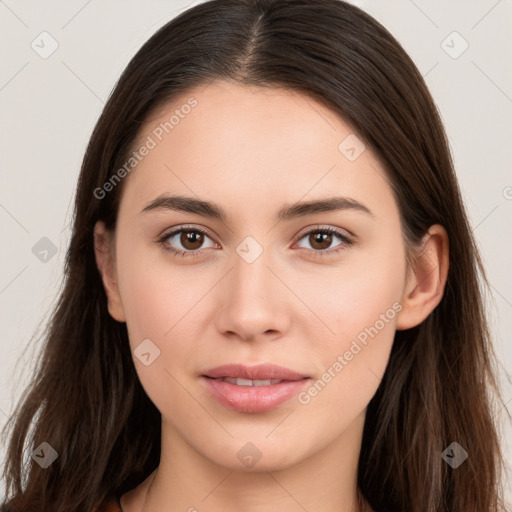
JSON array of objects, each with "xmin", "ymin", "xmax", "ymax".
[
  {"xmin": 159, "ymin": 223, "xmax": 216, "ymax": 241},
  {"xmin": 293, "ymin": 224, "xmax": 355, "ymax": 242}
]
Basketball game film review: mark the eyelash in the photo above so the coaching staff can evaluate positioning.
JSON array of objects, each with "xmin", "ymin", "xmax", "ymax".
[{"xmin": 157, "ymin": 225, "xmax": 354, "ymax": 259}]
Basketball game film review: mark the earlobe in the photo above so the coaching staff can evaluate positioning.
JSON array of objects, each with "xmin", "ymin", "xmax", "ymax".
[
  {"xmin": 93, "ymin": 221, "xmax": 126, "ymax": 323},
  {"xmin": 396, "ymin": 225, "xmax": 449, "ymax": 330}
]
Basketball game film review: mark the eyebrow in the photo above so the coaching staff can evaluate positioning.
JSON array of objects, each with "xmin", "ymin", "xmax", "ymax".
[{"xmin": 141, "ymin": 194, "xmax": 373, "ymax": 221}]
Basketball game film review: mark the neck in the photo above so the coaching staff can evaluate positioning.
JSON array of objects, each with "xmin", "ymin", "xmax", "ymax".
[{"xmin": 128, "ymin": 411, "xmax": 370, "ymax": 512}]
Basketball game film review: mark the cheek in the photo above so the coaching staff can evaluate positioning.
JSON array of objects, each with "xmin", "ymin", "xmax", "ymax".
[
  {"xmin": 295, "ymin": 238, "xmax": 405, "ymax": 404},
  {"xmin": 115, "ymin": 241, "xmax": 214, "ymax": 387},
  {"xmin": 117, "ymin": 267, "xmax": 171, "ymax": 346},
  {"xmin": 114, "ymin": 245, "xmax": 203, "ymax": 413},
  {"xmin": 300, "ymin": 240, "xmax": 405, "ymax": 345},
  {"xmin": 115, "ymin": 236, "xmax": 198, "ymax": 341}
]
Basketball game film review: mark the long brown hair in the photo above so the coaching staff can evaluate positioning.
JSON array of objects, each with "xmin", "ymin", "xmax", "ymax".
[{"xmin": 1, "ymin": 1, "xmax": 508, "ymax": 510}]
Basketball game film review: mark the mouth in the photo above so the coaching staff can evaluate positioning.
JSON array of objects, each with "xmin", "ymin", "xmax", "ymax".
[
  {"xmin": 205, "ymin": 377, "xmax": 288, "ymax": 386},
  {"xmin": 201, "ymin": 363, "xmax": 310, "ymax": 413}
]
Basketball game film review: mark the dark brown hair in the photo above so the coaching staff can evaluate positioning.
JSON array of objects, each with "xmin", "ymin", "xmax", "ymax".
[{"xmin": 1, "ymin": 1, "xmax": 509, "ymax": 511}]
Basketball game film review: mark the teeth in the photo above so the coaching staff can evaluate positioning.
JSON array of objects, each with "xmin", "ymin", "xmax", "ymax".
[
  {"xmin": 215, "ymin": 377, "xmax": 283, "ymax": 386},
  {"xmin": 253, "ymin": 379, "xmax": 272, "ymax": 386},
  {"xmin": 235, "ymin": 378, "xmax": 253, "ymax": 386}
]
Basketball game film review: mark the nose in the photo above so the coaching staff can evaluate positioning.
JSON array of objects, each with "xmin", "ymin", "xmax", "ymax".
[{"xmin": 214, "ymin": 245, "xmax": 291, "ymax": 342}]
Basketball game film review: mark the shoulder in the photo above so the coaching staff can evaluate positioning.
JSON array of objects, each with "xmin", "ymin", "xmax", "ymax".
[
  {"xmin": 0, "ymin": 497, "xmax": 122, "ymax": 512},
  {"xmin": 94, "ymin": 496, "xmax": 123, "ymax": 512}
]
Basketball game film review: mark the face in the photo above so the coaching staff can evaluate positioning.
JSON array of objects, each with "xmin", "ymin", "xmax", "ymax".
[{"xmin": 95, "ymin": 80, "xmax": 433, "ymax": 472}]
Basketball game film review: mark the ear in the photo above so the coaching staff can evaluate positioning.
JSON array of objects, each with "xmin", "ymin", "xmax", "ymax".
[
  {"xmin": 396, "ymin": 224, "xmax": 449, "ymax": 330},
  {"xmin": 93, "ymin": 220, "xmax": 126, "ymax": 323}
]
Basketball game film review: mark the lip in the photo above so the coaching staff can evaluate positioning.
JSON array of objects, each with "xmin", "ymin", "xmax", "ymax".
[
  {"xmin": 201, "ymin": 363, "xmax": 310, "ymax": 413},
  {"xmin": 203, "ymin": 363, "xmax": 308, "ymax": 381}
]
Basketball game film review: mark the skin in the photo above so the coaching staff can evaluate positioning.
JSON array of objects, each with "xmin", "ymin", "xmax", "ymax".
[{"xmin": 94, "ymin": 80, "xmax": 449, "ymax": 512}]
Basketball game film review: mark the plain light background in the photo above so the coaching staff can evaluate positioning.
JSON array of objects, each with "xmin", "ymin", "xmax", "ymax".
[{"xmin": 1, "ymin": 0, "xmax": 511, "ymax": 504}]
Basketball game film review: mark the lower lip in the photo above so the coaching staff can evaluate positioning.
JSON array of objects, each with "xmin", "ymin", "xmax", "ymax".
[{"xmin": 201, "ymin": 377, "xmax": 310, "ymax": 413}]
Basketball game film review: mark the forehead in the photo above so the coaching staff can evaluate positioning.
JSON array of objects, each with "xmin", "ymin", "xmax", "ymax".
[
  {"xmin": 136, "ymin": 80, "xmax": 349, "ymax": 152},
  {"xmin": 119, "ymin": 80, "xmax": 395, "ymax": 222}
]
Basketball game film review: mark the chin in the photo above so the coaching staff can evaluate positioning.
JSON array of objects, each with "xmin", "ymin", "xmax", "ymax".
[{"xmin": 202, "ymin": 439, "xmax": 310, "ymax": 473}]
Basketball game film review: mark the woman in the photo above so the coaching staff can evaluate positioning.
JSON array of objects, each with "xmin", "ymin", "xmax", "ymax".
[{"xmin": 1, "ymin": 0, "xmax": 508, "ymax": 511}]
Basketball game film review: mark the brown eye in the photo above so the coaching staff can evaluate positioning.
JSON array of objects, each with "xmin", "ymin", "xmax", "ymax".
[
  {"xmin": 180, "ymin": 230, "xmax": 205, "ymax": 250},
  {"xmin": 159, "ymin": 226, "xmax": 217, "ymax": 257},
  {"xmin": 295, "ymin": 227, "xmax": 353, "ymax": 256},
  {"xmin": 309, "ymin": 231, "xmax": 334, "ymax": 251}
]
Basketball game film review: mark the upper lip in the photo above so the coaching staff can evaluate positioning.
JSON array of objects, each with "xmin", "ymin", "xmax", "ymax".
[{"xmin": 202, "ymin": 363, "xmax": 308, "ymax": 381}]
